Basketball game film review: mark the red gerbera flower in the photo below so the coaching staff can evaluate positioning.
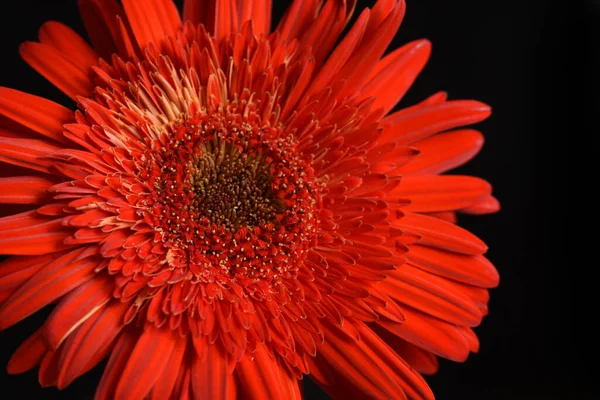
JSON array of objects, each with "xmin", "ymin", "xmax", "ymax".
[{"xmin": 0, "ymin": 0, "xmax": 500, "ymax": 399}]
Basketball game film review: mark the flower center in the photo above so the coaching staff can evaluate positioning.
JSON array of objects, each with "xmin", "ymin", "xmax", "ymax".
[
  {"xmin": 138, "ymin": 110, "xmax": 320, "ymax": 283},
  {"xmin": 185, "ymin": 137, "xmax": 284, "ymax": 231}
]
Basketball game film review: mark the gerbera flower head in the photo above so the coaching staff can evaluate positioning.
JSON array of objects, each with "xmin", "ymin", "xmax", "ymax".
[{"xmin": 0, "ymin": 0, "xmax": 500, "ymax": 399}]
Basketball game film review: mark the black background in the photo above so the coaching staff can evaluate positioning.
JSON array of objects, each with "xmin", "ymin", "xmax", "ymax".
[{"xmin": 0, "ymin": 0, "xmax": 585, "ymax": 399}]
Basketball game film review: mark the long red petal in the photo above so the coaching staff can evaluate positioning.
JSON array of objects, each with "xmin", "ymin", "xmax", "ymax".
[
  {"xmin": 0, "ymin": 251, "xmax": 98, "ymax": 329},
  {"xmin": 7, "ymin": 328, "xmax": 48, "ymax": 374},
  {"xmin": 150, "ymin": 338, "xmax": 187, "ymax": 400},
  {"xmin": 381, "ymin": 100, "xmax": 491, "ymax": 144},
  {"xmin": 397, "ymin": 212, "xmax": 488, "ymax": 255},
  {"xmin": 361, "ymin": 39, "xmax": 431, "ymax": 114},
  {"xmin": 0, "ymin": 176, "xmax": 56, "ymax": 204},
  {"xmin": 95, "ymin": 330, "xmax": 137, "ymax": 400},
  {"xmin": 0, "ymin": 137, "xmax": 60, "ymax": 174},
  {"xmin": 0, "ymin": 216, "xmax": 71, "ymax": 256},
  {"xmin": 0, "ymin": 88, "xmax": 72, "ymax": 144},
  {"xmin": 78, "ymin": 0, "xmax": 123, "ymax": 59},
  {"xmin": 395, "ymin": 175, "xmax": 492, "ymax": 213},
  {"xmin": 237, "ymin": 345, "xmax": 301, "ymax": 399},
  {"xmin": 406, "ymin": 244, "xmax": 500, "ymax": 288},
  {"xmin": 114, "ymin": 327, "xmax": 177, "ymax": 400},
  {"xmin": 42, "ymin": 274, "xmax": 113, "ymax": 349},
  {"xmin": 399, "ymin": 129, "xmax": 484, "ymax": 175},
  {"xmin": 38, "ymin": 21, "xmax": 99, "ymax": 69},
  {"xmin": 57, "ymin": 300, "xmax": 128, "ymax": 389},
  {"xmin": 377, "ymin": 306, "xmax": 471, "ymax": 362},
  {"xmin": 191, "ymin": 338, "xmax": 235, "ymax": 400},
  {"xmin": 382, "ymin": 264, "xmax": 483, "ymax": 326},
  {"xmin": 20, "ymin": 42, "xmax": 94, "ymax": 100}
]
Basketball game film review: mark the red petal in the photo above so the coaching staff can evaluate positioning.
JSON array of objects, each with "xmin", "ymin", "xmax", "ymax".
[
  {"xmin": 377, "ymin": 306, "xmax": 471, "ymax": 362},
  {"xmin": 399, "ymin": 129, "xmax": 484, "ymax": 175},
  {"xmin": 57, "ymin": 300, "xmax": 128, "ymax": 388},
  {"xmin": 38, "ymin": 21, "xmax": 99, "ymax": 69},
  {"xmin": 319, "ymin": 320, "xmax": 434, "ymax": 400},
  {"xmin": 361, "ymin": 39, "xmax": 431, "ymax": 114},
  {"xmin": 303, "ymin": 9, "xmax": 369, "ymax": 101},
  {"xmin": 191, "ymin": 338, "xmax": 235, "ymax": 400},
  {"xmin": 383, "ymin": 264, "xmax": 483, "ymax": 326},
  {"xmin": 213, "ymin": 0, "xmax": 238, "ymax": 40},
  {"xmin": 151, "ymin": 338, "xmax": 187, "ymax": 400},
  {"xmin": 78, "ymin": 0, "xmax": 124, "ymax": 59},
  {"xmin": 237, "ymin": 345, "xmax": 301, "ymax": 399},
  {"xmin": 397, "ymin": 212, "xmax": 488, "ymax": 255},
  {"xmin": 376, "ymin": 330, "xmax": 439, "ymax": 375},
  {"xmin": 20, "ymin": 42, "xmax": 94, "ymax": 100},
  {"xmin": 122, "ymin": 0, "xmax": 178, "ymax": 49},
  {"xmin": 42, "ymin": 274, "xmax": 113, "ymax": 349},
  {"xmin": 0, "ymin": 253, "xmax": 57, "ymax": 302},
  {"xmin": 275, "ymin": 0, "xmax": 321, "ymax": 43},
  {"xmin": 7, "ymin": 328, "xmax": 48, "ymax": 374},
  {"xmin": 460, "ymin": 195, "xmax": 501, "ymax": 215},
  {"xmin": 395, "ymin": 175, "xmax": 492, "ymax": 213},
  {"xmin": 407, "ymin": 244, "xmax": 500, "ymax": 288},
  {"xmin": 0, "ymin": 212, "xmax": 72, "ymax": 255},
  {"xmin": 381, "ymin": 100, "xmax": 491, "ymax": 144},
  {"xmin": 0, "ymin": 136, "xmax": 60, "ymax": 174},
  {"xmin": 95, "ymin": 330, "xmax": 137, "ymax": 400},
  {"xmin": 0, "ymin": 176, "xmax": 56, "ymax": 204},
  {"xmin": 0, "ymin": 88, "xmax": 72, "ymax": 144},
  {"xmin": 239, "ymin": 0, "xmax": 272, "ymax": 35},
  {"xmin": 0, "ymin": 251, "xmax": 98, "ymax": 329},
  {"xmin": 114, "ymin": 327, "xmax": 177, "ymax": 400},
  {"xmin": 336, "ymin": 1, "xmax": 406, "ymax": 98},
  {"xmin": 183, "ymin": 0, "xmax": 214, "ymax": 28}
]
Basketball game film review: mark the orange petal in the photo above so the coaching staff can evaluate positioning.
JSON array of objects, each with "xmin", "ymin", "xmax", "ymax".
[
  {"xmin": 303, "ymin": 9, "xmax": 369, "ymax": 101},
  {"xmin": 275, "ymin": 0, "xmax": 321, "ymax": 43},
  {"xmin": 20, "ymin": 42, "xmax": 94, "ymax": 100},
  {"xmin": 183, "ymin": 0, "xmax": 215, "ymax": 28},
  {"xmin": 336, "ymin": 1, "xmax": 406, "ymax": 98},
  {"xmin": 122, "ymin": 0, "xmax": 176, "ymax": 49}
]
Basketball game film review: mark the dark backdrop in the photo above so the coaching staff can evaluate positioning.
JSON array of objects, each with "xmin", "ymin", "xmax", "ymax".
[{"xmin": 0, "ymin": 1, "xmax": 584, "ymax": 399}]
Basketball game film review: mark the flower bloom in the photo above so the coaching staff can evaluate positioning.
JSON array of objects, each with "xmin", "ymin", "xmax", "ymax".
[{"xmin": 0, "ymin": 0, "xmax": 500, "ymax": 399}]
